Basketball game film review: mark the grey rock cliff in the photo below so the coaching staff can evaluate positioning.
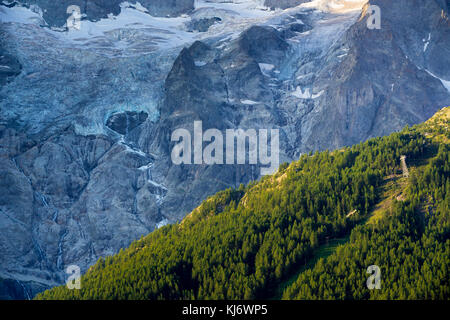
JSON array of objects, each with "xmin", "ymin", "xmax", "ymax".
[
  {"xmin": 264, "ymin": 0, "xmax": 309, "ymax": 10},
  {"xmin": 0, "ymin": 0, "xmax": 449, "ymax": 298},
  {"xmin": 11, "ymin": 0, "xmax": 195, "ymax": 27},
  {"xmin": 299, "ymin": 0, "xmax": 450, "ymax": 151}
]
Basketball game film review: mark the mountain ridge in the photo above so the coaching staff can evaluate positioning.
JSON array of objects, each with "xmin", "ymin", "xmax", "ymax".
[
  {"xmin": 35, "ymin": 107, "xmax": 449, "ymax": 300},
  {"xmin": 1, "ymin": 0, "xmax": 449, "ymax": 299}
]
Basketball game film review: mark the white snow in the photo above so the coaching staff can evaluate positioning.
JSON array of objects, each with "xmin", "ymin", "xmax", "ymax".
[
  {"xmin": 1, "ymin": 0, "xmax": 365, "ymax": 138},
  {"xmin": 156, "ymin": 218, "xmax": 169, "ymax": 229},
  {"xmin": 0, "ymin": 0, "xmax": 367, "ymax": 61},
  {"xmin": 118, "ymin": 137, "xmax": 148, "ymax": 157},
  {"xmin": 425, "ymin": 70, "xmax": 450, "ymax": 93},
  {"xmin": 292, "ymin": 86, "xmax": 324, "ymax": 99},
  {"xmin": 258, "ymin": 63, "xmax": 275, "ymax": 76},
  {"xmin": 241, "ymin": 99, "xmax": 260, "ymax": 105},
  {"xmin": 312, "ymin": 90, "xmax": 325, "ymax": 99},
  {"xmin": 296, "ymin": 73, "xmax": 314, "ymax": 80},
  {"xmin": 121, "ymin": 1, "xmax": 149, "ymax": 13},
  {"xmin": 195, "ymin": 60, "xmax": 207, "ymax": 67},
  {"xmin": 0, "ymin": 4, "xmax": 44, "ymax": 24},
  {"xmin": 138, "ymin": 163, "xmax": 153, "ymax": 171},
  {"xmin": 148, "ymin": 180, "xmax": 168, "ymax": 190},
  {"xmin": 328, "ymin": 2, "xmax": 345, "ymax": 9},
  {"xmin": 194, "ymin": 0, "xmax": 273, "ymax": 19},
  {"xmin": 292, "ymin": 86, "xmax": 311, "ymax": 99},
  {"xmin": 423, "ymin": 33, "xmax": 431, "ymax": 52},
  {"xmin": 301, "ymin": 0, "xmax": 367, "ymax": 13},
  {"xmin": 61, "ymin": 6, "xmax": 195, "ymax": 51},
  {"xmin": 0, "ymin": 1, "xmax": 284, "ymax": 56},
  {"xmin": 123, "ymin": 145, "xmax": 147, "ymax": 157}
]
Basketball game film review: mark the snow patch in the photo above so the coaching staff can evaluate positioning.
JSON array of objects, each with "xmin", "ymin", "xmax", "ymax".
[
  {"xmin": 118, "ymin": 138, "xmax": 148, "ymax": 157},
  {"xmin": 292, "ymin": 86, "xmax": 324, "ymax": 99},
  {"xmin": 148, "ymin": 180, "xmax": 168, "ymax": 190},
  {"xmin": 241, "ymin": 99, "xmax": 260, "ymax": 105},
  {"xmin": 425, "ymin": 70, "xmax": 450, "ymax": 93},
  {"xmin": 423, "ymin": 33, "xmax": 431, "ymax": 52},
  {"xmin": 195, "ymin": 60, "xmax": 207, "ymax": 67},
  {"xmin": 258, "ymin": 63, "xmax": 275, "ymax": 76},
  {"xmin": 156, "ymin": 218, "xmax": 169, "ymax": 229},
  {"xmin": 138, "ymin": 163, "xmax": 153, "ymax": 171},
  {"xmin": 0, "ymin": 0, "xmax": 287, "ymax": 57},
  {"xmin": 194, "ymin": 0, "xmax": 273, "ymax": 18},
  {"xmin": 120, "ymin": 1, "xmax": 149, "ymax": 13},
  {"xmin": 0, "ymin": 4, "xmax": 44, "ymax": 24},
  {"xmin": 301, "ymin": 0, "xmax": 367, "ymax": 13}
]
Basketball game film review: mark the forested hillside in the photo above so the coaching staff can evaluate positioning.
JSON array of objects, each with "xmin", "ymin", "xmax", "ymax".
[
  {"xmin": 283, "ymin": 108, "xmax": 449, "ymax": 300},
  {"xmin": 36, "ymin": 108, "xmax": 449, "ymax": 300}
]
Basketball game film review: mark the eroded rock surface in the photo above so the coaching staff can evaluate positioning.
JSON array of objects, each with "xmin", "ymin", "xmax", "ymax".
[{"xmin": 0, "ymin": 0, "xmax": 449, "ymax": 298}]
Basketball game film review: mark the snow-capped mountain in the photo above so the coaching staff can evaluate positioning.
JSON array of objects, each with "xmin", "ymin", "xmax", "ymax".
[{"xmin": 0, "ymin": 0, "xmax": 449, "ymax": 299}]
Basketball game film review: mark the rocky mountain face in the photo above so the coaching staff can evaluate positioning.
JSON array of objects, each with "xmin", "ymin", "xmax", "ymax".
[
  {"xmin": 298, "ymin": 0, "xmax": 450, "ymax": 150},
  {"xmin": 264, "ymin": 0, "xmax": 309, "ymax": 10},
  {"xmin": 9, "ymin": 0, "xmax": 195, "ymax": 27},
  {"xmin": 8, "ymin": 0, "xmax": 311, "ymax": 28},
  {"xmin": 0, "ymin": 0, "xmax": 449, "ymax": 299}
]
